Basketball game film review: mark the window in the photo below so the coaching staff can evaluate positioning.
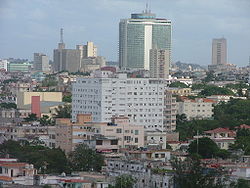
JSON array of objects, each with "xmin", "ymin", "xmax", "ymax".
[
  {"xmin": 96, "ymin": 140, "xmax": 103, "ymax": 145},
  {"xmin": 135, "ymin": 138, "xmax": 138, "ymax": 143},
  {"xmin": 116, "ymin": 129, "xmax": 122, "ymax": 133},
  {"xmin": 111, "ymin": 140, "xmax": 118, "ymax": 145}
]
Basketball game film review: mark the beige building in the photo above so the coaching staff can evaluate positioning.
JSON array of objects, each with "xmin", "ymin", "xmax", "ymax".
[
  {"xmin": 17, "ymin": 92, "xmax": 62, "ymax": 108},
  {"xmin": 167, "ymin": 87, "xmax": 191, "ymax": 96},
  {"xmin": 149, "ymin": 49, "xmax": 170, "ymax": 79},
  {"xmin": 177, "ymin": 97, "xmax": 214, "ymax": 120},
  {"xmin": 90, "ymin": 116, "xmax": 145, "ymax": 149},
  {"xmin": 164, "ymin": 91, "xmax": 177, "ymax": 131},
  {"xmin": 212, "ymin": 38, "xmax": 227, "ymax": 65}
]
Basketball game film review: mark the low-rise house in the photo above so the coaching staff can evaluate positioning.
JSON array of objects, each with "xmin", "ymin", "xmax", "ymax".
[
  {"xmin": 127, "ymin": 150, "xmax": 171, "ymax": 162},
  {"xmin": 204, "ymin": 128, "xmax": 236, "ymax": 150}
]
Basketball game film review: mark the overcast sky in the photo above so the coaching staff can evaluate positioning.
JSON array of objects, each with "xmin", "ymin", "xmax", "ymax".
[{"xmin": 0, "ymin": 0, "xmax": 249, "ymax": 66}]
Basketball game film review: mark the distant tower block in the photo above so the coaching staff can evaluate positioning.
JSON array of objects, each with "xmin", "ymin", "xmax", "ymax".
[{"xmin": 31, "ymin": 96, "xmax": 41, "ymax": 118}]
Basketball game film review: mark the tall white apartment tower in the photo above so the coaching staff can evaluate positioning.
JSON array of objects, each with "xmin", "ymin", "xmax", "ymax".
[
  {"xmin": 212, "ymin": 38, "xmax": 227, "ymax": 65},
  {"xmin": 72, "ymin": 71, "xmax": 165, "ymax": 131},
  {"xmin": 119, "ymin": 10, "xmax": 171, "ymax": 70}
]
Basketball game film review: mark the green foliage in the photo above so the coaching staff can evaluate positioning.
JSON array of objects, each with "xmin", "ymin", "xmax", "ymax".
[
  {"xmin": 24, "ymin": 113, "xmax": 38, "ymax": 122},
  {"xmin": 230, "ymin": 128, "xmax": 250, "ymax": 155},
  {"xmin": 171, "ymin": 156, "xmax": 227, "ymax": 188},
  {"xmin": 232, "ymin": 179, "xmax": 250, "ymax": 188},
  {"xmin": 39, "ymin": 115, "xmax": 55, "ymax": 126},
  {"xmin": 191, "ymin": 83, "xmax": 207, "ymax": 90},
  {"xmin": 54, "ymin": 105, "xmax": 71, "ymax": 118},
  {"xmin": 199, "ymin": 85, "xmax": 234, "ymax": 96},
  {"xmin": 0, "ymin": 102, "xmax": 17, "ymax": 109},
  {"xmin": 42, "ymin": 75, "xmax": 58, "ymax": 87},
  {"xmin": 71, "ymin": 71, "xmax": 90, "ymax": 76},
  {"xmin": 69, "ymin": 144, "xmax": 104, "ymax": 172},
  {"xmin": 109, "ymin": 174, "xmax": 136, "ymax": 188},
  {"xmin": 169, "ymin": 81, "xmax": 188, "ymax": 88},
  {"xmin": 203, "ymin": 71, "xmax": 216, "ymax": 83},
  {"xmin": 62, "ymin": 95, "xmax": 72, "ymax": 103},
  {"xmin": 226, "ymin": 82, "xmax": 249, "ymax": 90},
  {"xmin": 177, "ymin": 99, "xmax": 250, "ymax": 140},
  {"xmin": 0, "ymin": 140, "xmax": 70, "ymax": 174},
  {"xmin": 188, "ymin": 137, "xmax": 222, "ymax": 159}
]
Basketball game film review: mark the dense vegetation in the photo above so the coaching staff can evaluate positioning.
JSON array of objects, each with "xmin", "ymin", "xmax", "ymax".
[
  {"xmin": 169, "ymin": 81, "xmax": 188, "ymax": 88},
  {"xmin": 0, "ymin": 102, "xmax": 17, "ymax": 109},
  {"xmin": 177, "ymin": 99, "xmax": 250, "ymax": 140},
  {"xmin": 0, "ymin": 141, "xmax": 104, "ymax": 174},
  {"xmin": 0, "ymin": 140, "xmax": 70, "ymax": 174}
]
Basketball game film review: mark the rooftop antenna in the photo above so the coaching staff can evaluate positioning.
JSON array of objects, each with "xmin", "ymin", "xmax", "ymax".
[{"xmin": 60, "ymin": 28, "xmax": 64, "ymax": 43}]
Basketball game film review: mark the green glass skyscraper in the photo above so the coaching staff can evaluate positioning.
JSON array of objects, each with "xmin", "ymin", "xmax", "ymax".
[{"xmin": 119, "ymin": 10, "xmax": 171, "ymax": 70}]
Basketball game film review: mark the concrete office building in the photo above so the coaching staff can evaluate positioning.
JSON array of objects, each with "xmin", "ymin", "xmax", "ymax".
[
  {"xmin": 72, "ymin": 70, "xmax": 165, "ymax": 131},
  {"xmin": 33, "ymin": 53, "xmax": 49, "ymax": 72},
  {"xmin": 53, "ymin": 29, "xmax": 81, "ymax": 73},
  {"xmin": 119, "ymin": 9, "xmax": 171, "ymax": 70},
  {"xmin": 76, "ymin": 41, "xmax": 97, "ymax": 59},
  {"xmin": 212, "ymin": 38, "xmax": 227, "ymax": 65},
  {"xmin": 149, "ymin": 49, "xmax": 170, "ymax": 79}
]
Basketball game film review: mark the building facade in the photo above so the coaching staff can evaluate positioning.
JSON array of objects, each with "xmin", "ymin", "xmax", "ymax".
[
  {"xmin": 150, "ymin": 49, "xmax": 170, "ymax": 79},
  {"xmin": 119, "ymin": 10, "xmax": 171, "ymax": 70},
  {"xmin": 33, "ymin": 53, "xmax": 49, "ymax": 72},
  {"xmin": 72, "ymin": 71, "xmax": 165, "ymax": 131}
]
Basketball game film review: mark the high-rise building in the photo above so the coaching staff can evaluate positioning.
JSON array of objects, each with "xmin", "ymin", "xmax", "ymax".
[
  {"xmin": 72, "ymin": 70, "xmax": 165, "ymax": 131},
  {"xmin": 149, "ymin": 49, "xmax": 170, "ymax": 79},
  {"xmin": 119, "ymin": 9, "xmax": 171, "ymax": 70},
  {"xmin": 76, "ymin": 41, "xmax": 97, "ymax": 59},
  {"xmin": 0, "ymin": 59, "xmax": 9, "ymax": 71},
  {"xmin": 33, "ymin": 53, "xmax": 49, "ymax": 72},
  {"xmin": 212, "ymin": 38, "xmax": 227, "ymax": 65},
  {"xmin": 53, "ymin": 29, "xmax": 81, "ymax": 73}
]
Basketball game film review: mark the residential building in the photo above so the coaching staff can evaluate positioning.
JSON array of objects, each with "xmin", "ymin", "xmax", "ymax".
[
  {"xmin": 0, "ymin": 158, "xmax": 36, "ymax": 185},
  {"xmin": 33, "ymin": 53, "xmax": 50, "ymax": 72},
  {"xmin": 164, "ymin": 91, "xmax": 177, "ymax": 131},
  {"xmin": 150, "ymin": 48, "xmax": 170, "ymax": 79},
  {"xmin": 167, "ymin": 87, "xmax": 191, "ymax": 96},
  {"xmin": 204, "ymin": 128, "xmax": 236, "ymax": 150},
  {"xmin": 72, "ymin": 71, "xmax": 165, "ymax": 131},
  {"xmin": 119, "ymin": 9, "xmax": 171, "ymax": 70},
  {"xmin": 0, "ymin": 59, "xmax": 9, "ymax": 71},
  {"xmin": 177, "ymin": 97, "xmax": 214, "ymax": 120},
  {"xmin": 90, "ymin": 116, "xmax": 145, "ymax": 149},
  {"xmin": 76, "ymin": 41, "xmax": 97, "ymax": 59},
  {"xmin": 212, "ymin": 38, "xmax": 227, "ymax": 65}
]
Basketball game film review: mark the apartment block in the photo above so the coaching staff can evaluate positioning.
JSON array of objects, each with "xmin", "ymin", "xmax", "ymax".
[
  {"xmin": 177, "ymin": 97, "xmax": 214, "ymax": 120},
  {"xmin": 72, "ymin": 71, "xmax": 165, "ymax": 131}
]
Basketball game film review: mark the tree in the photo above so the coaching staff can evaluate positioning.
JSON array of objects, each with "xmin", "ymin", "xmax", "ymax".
[
  {"xmin": 169, "ymin": 81, "xmax": 188, "ymax": 88},
  {"xmin": 54, "ymin": 105, "xmax": 71, "ymax": 118},
  {"xmin": 0, "ymin": 103, "xmax": 17, "ymax": 109},
  {"xmin": 109, "ymin": 175, "xmax": 136, "ymax": 188},
  {"xmin": 69, "ymin": 144, "xmax": 104, "ymax": 172},
  {"xmin": 188, "ymin": 137, "xmax": 220, "ymax": 158},
  {"xmin": 176, "ymin": 114, "xmax": 188, "ymax": 125},
  {"xmin": 199, "ymin": 85, "xmax": 234, "ymax": 96},
  {"xmin": 171, "ymin": 156, "xmax": 227, "ymax": 188},
  {"xmin": 231, "ymin": 179, "xmax": 250, "ymax": 188},
  {"xmin": 24, "ymin": 113, "xmax": 38, "ymax": 122},
  {"xmin": 0, "ymin": 140, "xmax": 70, "ymax": 174},
  {"xmin": 39, "ymin": 115, "xmax": 54, "ymax": 126},
  {"xmin": 62, "ymin": 95, "xmax": 72, "ymax": 103}
]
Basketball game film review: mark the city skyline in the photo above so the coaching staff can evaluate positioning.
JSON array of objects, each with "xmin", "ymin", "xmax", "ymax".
[{"xmin": 0, "ymin": 0, "xmax": 250, "ymax": 66}]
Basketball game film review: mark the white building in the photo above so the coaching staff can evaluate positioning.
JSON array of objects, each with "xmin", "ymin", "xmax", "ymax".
[
  {"xmin": 0, "ymin": 59, "xmax": 9, "ymax": 71},
  {"xmin": 177, "ymin": 97, "xmax": 214, "ymax": 120},
  {"xmin": 72, "ymin": 71, "xmax": 165, "ymax": 131}
]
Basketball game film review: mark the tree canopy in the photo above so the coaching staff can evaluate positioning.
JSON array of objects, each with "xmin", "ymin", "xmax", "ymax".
[
  {"xmin": 68, "ymin": 144, "xmax": 104, "ymax": 172},
  {"xmin": 199, "ymin": 85, "xmax": 234, "ymax": 96},
  {"xmin": 54, "ymin": 105, "xmax": 72, "ymax": 118},
  {"xmin": 0, "ymin": 140, "xmax": 70, "ymax": 174},
  {"xmin": 169, "ymin": 81, "xmax": 189, "ymax": 88},
  {"xmin": 109, "ymin": 175, "xmax": 136, "ymax": 188},
  {"xmin": 0, "ymin": 102, "xmax": 17, "ymax": 109}
]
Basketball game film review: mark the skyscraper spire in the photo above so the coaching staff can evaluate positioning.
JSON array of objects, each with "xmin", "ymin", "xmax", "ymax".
[{"xmin": 60, "ymin": 28, "xmax": 64, "ymax": 43}]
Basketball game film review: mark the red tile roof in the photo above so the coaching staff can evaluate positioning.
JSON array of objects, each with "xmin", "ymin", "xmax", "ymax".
[
  {"xmin": 0, "ymin": 176, "xmax": 12, "ymax": 181},
  {"xmin": 236, "ymin": 124, "xmax": 250, "ymax": 129},
  {"xmin": 205, "ymin": 128, "xmax": 236, "ymax": 135},
  {"xmin": 0, "ymin": 163, "xmax": 27, "ymax": 168}
]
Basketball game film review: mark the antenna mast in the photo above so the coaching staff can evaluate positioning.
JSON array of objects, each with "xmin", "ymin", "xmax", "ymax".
[{"xmin": 60, "ymin": 28, "xmax": 64, "ymax": 43}]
